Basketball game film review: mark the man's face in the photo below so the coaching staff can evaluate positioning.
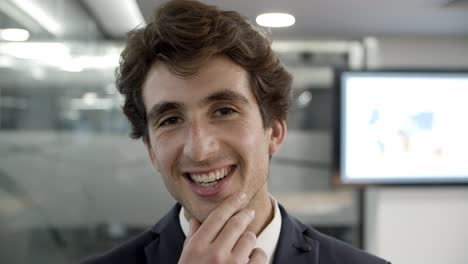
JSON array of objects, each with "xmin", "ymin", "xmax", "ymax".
[{"xmin": 142, "ymin": 56, "xmax": 284, "ymax": 222}]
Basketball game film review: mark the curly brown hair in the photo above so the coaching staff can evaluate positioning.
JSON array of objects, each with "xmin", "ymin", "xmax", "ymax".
[{"xmin": 116, "ymin": 0, "xmax": 292, "ymax": 141}]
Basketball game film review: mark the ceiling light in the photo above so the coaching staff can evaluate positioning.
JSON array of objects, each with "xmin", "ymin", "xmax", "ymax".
[
  {"xmin": 10, "ymin": 0, "xmax": 62, "ymax": 35},
  {"xmin": 297, "ymin": 91, "xmax": 312, "ymax": 107},
  {"xmin": 0, "ymin": 28, "xmax": 30, "ymax": 41},
  {"xmin": 82, "ymin": 92, "xmax": 98, "ymax": 106},
  {"xmin": 0, "ymin": 42, "xmax": 70, "ymax": 66},
  {"xmin": 60, "ymin": 64, "xmax": 84, "ymax": 73},
  {"xmin": 256, "ymin": 13, "xmax": 295, "ymax": 28}
]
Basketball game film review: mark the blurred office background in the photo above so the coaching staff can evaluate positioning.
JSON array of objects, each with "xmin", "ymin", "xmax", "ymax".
[{"xmin": 0, "ymin": 0, "xmax": 467, "ymax": 263}]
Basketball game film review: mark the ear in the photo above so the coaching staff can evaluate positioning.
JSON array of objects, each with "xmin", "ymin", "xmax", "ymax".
[
  {"xmin": 268, "ymin": 119, "xmax": 287, "ymax": 156},
  {"xmin": 144, "ymin": 137, "xmax": 160, "ymax": 172}
]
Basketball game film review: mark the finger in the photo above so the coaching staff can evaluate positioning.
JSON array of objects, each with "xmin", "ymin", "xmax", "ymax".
[
  {"xmin": 214, "ymin": 209, "xmax": 255, "ymax": 250},
  {"xmin": 193, "ymin": 192, "xmax": 248, "ymax": 243},
  {"xmin": 231, "ymin": 231, "xmax": 257, "ymax": 261},
  {"xmin": 184, "ymin": 218, "xmax": 201, "ymax": 247},
  {"xmin": 188, "ymin": 218, "xmax": 201, "ymax": 238},
  {"xmin": 248, "ymin": 248, "xmax": 267, "ymax": 264}
]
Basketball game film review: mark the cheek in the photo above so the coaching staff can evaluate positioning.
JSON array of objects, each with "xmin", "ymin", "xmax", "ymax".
[
  {"xmin": 152, "ymin": 135, "xmax": 185, "ymax": 199},
  {"xmin": 246, "ymin": 129, "xmax": 270, "ymax": 156},
  {"xmin": 224, "ymin": 121, "xmax": 271, "ymax": 169},
  {"xmin": 152, "ymin": 134, "xmax": 179, "ymax": 174}
]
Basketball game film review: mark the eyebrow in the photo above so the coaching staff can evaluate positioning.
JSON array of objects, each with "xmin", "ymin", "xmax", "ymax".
[
  {"xmin": 146, "ymin": 89, "xmax": 250, "ymax": 124},
  {"xmin": 200, "ymin": 89, "xmax": 250, "ymax": 106}
]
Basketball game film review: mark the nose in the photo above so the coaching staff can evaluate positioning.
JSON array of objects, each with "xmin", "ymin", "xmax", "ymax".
[{"xmin": 183, "ymin": 120, "xmax": 219, "ymax": 162}]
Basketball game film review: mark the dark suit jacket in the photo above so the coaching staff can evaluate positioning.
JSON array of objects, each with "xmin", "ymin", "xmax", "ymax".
[{"xmin": 81, "ymin": 203, "xmax": 390, "ymax": 264}]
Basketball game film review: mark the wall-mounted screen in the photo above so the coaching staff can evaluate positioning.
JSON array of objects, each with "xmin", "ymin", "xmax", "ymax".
[{"xmin": 338, "ymin": 70, "xmax": 468, "ymax": 184}]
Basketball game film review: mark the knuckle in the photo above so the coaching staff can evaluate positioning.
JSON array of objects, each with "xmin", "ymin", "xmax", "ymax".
[
  {"xmin": 240, "ymin": 209, "xmax": 254, "ymax": 220},
  {"xmin": 210, "ymin": 210, "xmax": 226, "ymax": 223},
  {"xmin": 230, "ymin": 216, "xmax": 244, "ymax": 227},
  {"xmin": 232, "ymin": 192, "xmax": 246, "ymax": 205},
  {"xmin": 222, "ymin": 198, "xmax": 239, "ymax": 211},
  {"xmin": 186, "ymin": 243, "xmax": 203, "ymax": 256},
  {"xmin": 248, "ymin": 248, "xmax": 267, "ymax": 264},
  {"xmin": 231, "ymin": 258, "xmax": 247, "ymax": 264},
  {"xmin": 210, "ymin": 252, "xmax": 226, "ymax": 263},
  {"xmin": 244, "ymin": 231, "xmax": 256, "ymax": 244},
  {"xmin": 257, "ymin": 248, "xmax": 267, "ymax": 259}
]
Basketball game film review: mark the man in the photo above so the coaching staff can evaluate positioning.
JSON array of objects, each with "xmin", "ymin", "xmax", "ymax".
[{"xmin": 82, "ymin": 1, "xmax": 390, "ymax": 263}]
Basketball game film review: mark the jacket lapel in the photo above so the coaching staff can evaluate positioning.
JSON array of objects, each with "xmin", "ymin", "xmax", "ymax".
[
  {"xmin": 143, "ymin": 203, "xmax": 319, "ymax": 264},
  {"xmin": 273, "ymin": 204, "xmax": 319, "ymax": 264},
  {"xmin": 145, "ymin": 204, "xmax": 185, "ymax": 264}
]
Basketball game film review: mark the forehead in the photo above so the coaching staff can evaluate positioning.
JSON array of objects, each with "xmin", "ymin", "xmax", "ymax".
[{"xmin": 142, "ymin": 56, "xmax": 255, "ymax": 111}]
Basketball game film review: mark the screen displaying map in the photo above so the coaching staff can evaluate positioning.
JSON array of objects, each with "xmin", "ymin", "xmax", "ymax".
[{"xmin": 340, "ymin": 71, "xmax": 468, "ymax": 184}]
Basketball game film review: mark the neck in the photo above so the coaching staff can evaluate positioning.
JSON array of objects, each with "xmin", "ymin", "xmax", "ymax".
[{"xmin": 245, "ymin": 184, "xmax": 273, "ymax": 236}]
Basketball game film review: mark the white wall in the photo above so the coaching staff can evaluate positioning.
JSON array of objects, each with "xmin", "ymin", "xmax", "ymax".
[
  {"xmin": 365, "ymin": 187, "xmax": 468, "ymax": 264},
  {"xmin": 375, "ymin": 36, "xmax": 468, "ymax": 69},
  {"xmin": 364, "ymin": 36, "xmax": 468, "ymax": 264}
]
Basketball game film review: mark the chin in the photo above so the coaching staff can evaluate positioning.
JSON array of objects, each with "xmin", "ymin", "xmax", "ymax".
[{"xmin": 184, "ymin": 202, "xmax": 216, "ymax": 222}]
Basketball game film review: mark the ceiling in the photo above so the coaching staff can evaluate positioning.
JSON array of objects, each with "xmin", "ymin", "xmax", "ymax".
[
  {"xmin": 136, "ymin": 0, "xmax": 468, "ymax": 39},
  {"xmin": 0, "ymin": 0, "xmax": 104, "ymax": 40},
  {"xmin": 0, "ymin": 0, "xmax": 467, "ymax": 42},
  {"xmin": 0, "ymin": 0, "xmax": 466, "ymax": 88}
]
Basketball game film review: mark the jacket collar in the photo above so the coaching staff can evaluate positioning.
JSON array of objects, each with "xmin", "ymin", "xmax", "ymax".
[
  {"xmin": 143, "ymin": 203, "xmax": 319, "ymax": 264},
  {"xmin": 145, "ymin": 204, "xmax": 185, "ymax": 264},
  {"xmin": 273, "ymin": 203, "xmax": 319, "ymax": 264}
]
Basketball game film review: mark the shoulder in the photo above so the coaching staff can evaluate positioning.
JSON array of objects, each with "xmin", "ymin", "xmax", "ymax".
[
  {"xmin": 304, "ymin": 224, "xmax": 389, "ymax": 264},
  {"xmin": 79, "ymin": 229, "xmax": 158, "ymax": 264},
  {"xmin": 80, "ymin": 204, "xmax": 182, "ymax": 264},
  {"xmin": 279, "ymin": 204, "xmax": 390, "ymax": 264},
  {"xmin": 80, "ymin": 204, "xmax": 184, "ymax": 264}
]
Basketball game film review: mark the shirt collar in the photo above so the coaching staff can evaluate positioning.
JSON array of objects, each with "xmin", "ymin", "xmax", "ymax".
[{"xmin": 179, "ymin": 196, "xmax": 282, "ymax": 264}]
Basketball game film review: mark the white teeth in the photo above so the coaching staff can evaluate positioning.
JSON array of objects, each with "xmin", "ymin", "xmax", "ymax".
[
  {"xmin": 208, "ymin": 172, "xmax": 215, "ymax": 182},
  {"xmin": 215, "ymin": 170, "xmax": 223, "ymax": 180},
  {"xmin": 189, "ymin": 167, "xmax": 231, "ymax": 184}
]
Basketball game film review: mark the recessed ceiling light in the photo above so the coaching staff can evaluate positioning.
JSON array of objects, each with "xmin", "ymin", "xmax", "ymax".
[
  {"xmin": 0, "ymin": 28, "xmax": 30, "ymax": 41},
  {"xmin": 256, "ymin": 13, "xmax": 295, "ymax": 28},
  {"xmin": 60, "ymin": 64, "xmax": 84, "ymax": 73},
  {"xmin": 82, "ymin": 92, "xmax": 98, "ymax": 106},
  {"xmin": 297, "ymin": 91, "xmax": 312, "ymax": 107}
]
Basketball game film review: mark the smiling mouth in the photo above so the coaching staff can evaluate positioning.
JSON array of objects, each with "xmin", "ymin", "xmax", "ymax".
[{"xmin": 184, "ymin": 165, "xmax": 236, "ymax": 187}]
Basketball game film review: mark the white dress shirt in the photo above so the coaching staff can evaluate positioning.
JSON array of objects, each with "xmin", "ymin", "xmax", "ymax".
[{"xmin": 179, "ymin": 196, "xmax": 282, "ymax": 264}]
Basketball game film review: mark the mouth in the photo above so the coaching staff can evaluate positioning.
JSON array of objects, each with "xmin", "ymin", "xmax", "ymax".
[{"xmin": 184, "ymin": 165, "xmax": 236, "ymax": 186}]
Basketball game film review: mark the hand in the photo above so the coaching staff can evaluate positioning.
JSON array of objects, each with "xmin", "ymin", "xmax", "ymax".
[{"xmin": 178, "ymin": 193, "xmax": 267, "ymax": 264}]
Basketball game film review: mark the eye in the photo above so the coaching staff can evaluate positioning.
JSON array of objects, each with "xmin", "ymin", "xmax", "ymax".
[
  {"xmin": 158, "ymin": 116, "xmax": 182, "ymax": 127},
  {"xmin": 213, "ymin": 107, "xmax": 237, "ymax": 117}
]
